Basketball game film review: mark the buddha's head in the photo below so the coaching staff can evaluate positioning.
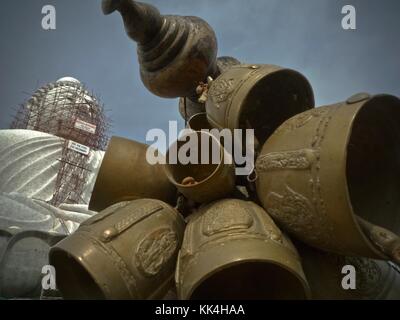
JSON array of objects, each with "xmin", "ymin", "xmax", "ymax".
[{"xmin": 26, "ymin": 77, "xmax": 105, "ymax": 148}]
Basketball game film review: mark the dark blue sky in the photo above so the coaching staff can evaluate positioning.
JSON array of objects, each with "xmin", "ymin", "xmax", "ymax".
[{"xmin": 1, "ymin": 0, "xmax": 400, "ymax": 146}]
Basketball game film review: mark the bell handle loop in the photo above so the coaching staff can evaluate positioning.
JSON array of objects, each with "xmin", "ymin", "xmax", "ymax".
[
  {"xmin": 356, "ymin": 215, "xmax": 400, "ymax": 264},
  {"xmin": 247, "ymin": 169, "xmax": 258, "ymax": 183}
]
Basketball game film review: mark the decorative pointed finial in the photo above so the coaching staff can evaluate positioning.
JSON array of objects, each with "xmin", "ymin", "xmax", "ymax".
[
  {"xmin": 102, "ymin": 0, "xmax": 123, "ymax": 14},
  {"xmin": 102, "ymin": 0, "xmax": 218, "ymax": 98}
]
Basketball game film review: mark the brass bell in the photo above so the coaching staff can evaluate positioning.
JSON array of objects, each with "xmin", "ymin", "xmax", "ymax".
[
  {"xmin": 89, "ymin": 136, "xmax": 176, "ymax": 212},
  {"xmin": 164, "ymin": 131, "xmax": 236, "ymax": 204},
  {"xmin": 176, "ymin": 199, "xmax": 310, "ymax": 300},
  {"xmin": 205, "ymin": 64, "xmax": 315, "ymax": 148},
  {"xmin": 102, "ymin": 0, "xmax": 218, "ymax": 98},
  {"xmin": 49, "ymin": 199, "xmax": 186, "ymax": 299},
  {"xmin": 296, "ymin": 241, "xmax": 400, "ymax": 300},
  {"xmin": 256, "ymin": 93, "xmax": 400, "ymax": 260}
]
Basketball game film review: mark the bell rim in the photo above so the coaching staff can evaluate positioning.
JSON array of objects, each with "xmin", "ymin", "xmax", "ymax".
[
  {"xmin": 164, "ymin": 130, "xmax": 226, "ymax": 189},
  {"xmin": 89, "ymin": 136, "xmax": 175, "ymax": 212},
  {"xmin": 206, "ymin": 64, "xmax": 315, "ymax": 134},
  {"xmin": 177, "ymin": 235, "xmax": 310, "ymax": 300},
  {"xmin": 256, "ymin": 94, "xmax": 400, "ymax": 260}
]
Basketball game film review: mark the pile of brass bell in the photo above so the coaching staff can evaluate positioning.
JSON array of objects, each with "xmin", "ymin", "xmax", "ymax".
[{"xmin": 49, "ymin": 0, "xmax": 400, "ymax": 300}]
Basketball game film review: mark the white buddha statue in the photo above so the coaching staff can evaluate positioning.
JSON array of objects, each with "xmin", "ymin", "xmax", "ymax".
[{"xmin": 0, "ymin": 77, "xmax": 107, "ymax": 298}]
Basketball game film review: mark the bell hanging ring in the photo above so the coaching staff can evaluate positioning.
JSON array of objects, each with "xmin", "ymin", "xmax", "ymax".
[
  {"xmin": 176, "ymin": 199, "xmax": 310, "ymax": 300},
  {"xmin": 179, "ymin": 98, "xmax": 206, "ymax": 122},
  {"xmin": 205, "ymin": 64, "xmax": 315, "ymax": 148},
  {"xmin": 178, "ymin": 56, "xmax": 241, "ymax": 121},
  {"xmin": 187, "ymin": 113, "xmax": 213, "ymax": 131},
  {"xmin": 49, "ymin": 199, "xmax": 186, "ymax": 299},
  {"xmin": 164, "ymin": 130, "xmax": 236, "ymax": 204},
  {"xmin": 89, "ymin": 136, "xmax": 176, "ymax": 212},
  {"xmin": 256, "ymin": 93, "xmax": 400, "ymax": 261}
]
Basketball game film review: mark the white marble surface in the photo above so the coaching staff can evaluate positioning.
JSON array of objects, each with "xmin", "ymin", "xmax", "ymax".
[
  {"xmin": 0, "ymin": 129, "xmax": 104, "ymax": 298},
  {"xmin": 0, "ymin": 129, "xmax": 103, "ymax": 207}
]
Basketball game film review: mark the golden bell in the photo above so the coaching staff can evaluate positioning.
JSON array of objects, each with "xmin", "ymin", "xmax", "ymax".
[
  {"xmin": 205, "ymin": 64, "xmax": 315, "ymax": 148},
  {"xmin": 176, "ymin": 199, "xmax": 310, "ymax": 300},
  {"xmin": 89, "ymin": 136, "xmax": 176, "ymax": 212},
  {"xmin": 256, "ymin": 93, "xmax": 400, "ymax": 260},
  {"xmin": 49, "ymin": 199, "xmax": 186, "ymax": 299},
  {"xmin": 297, "ymin": 242, "xmax": 400, "ymax": 300},
  {"xmin": 164, "ymin": 131, "xmax": 236, "ymax": 204}
]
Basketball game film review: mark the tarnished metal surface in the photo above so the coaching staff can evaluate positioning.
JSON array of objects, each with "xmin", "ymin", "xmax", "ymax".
[
  {"xmin": 176, "ymin": 199, "xmax": 310, "ymax": 300},
  {"xmin": 89, "ymin": 136, "xmax": 176, "ymax": 212},
  {"xmin": 103, "ymin": 0, "xmax": 218, "ymax": 98},
  {"xmin": 178, "ymin": 56, "xmax": 241, "ymax": 121},
  {"xmin": 2, "ymin": 0, "xmax": 399, "ymax": 301},
  {"xmin": 164, "ymin": 131, "xmax": 236, "ymax": 204},
  {"xmin": 0, "ymin": 230, "xmax": 64, "ymax": 299},
  {"xmin": 206, "ymin": 64, "xmax": 315, "ymax": 148},
  {"xmin": 50, "ymin": 199, "xmax": 185, "ymax": 300},
  {"xmin": 297, "ymin": 242, "xmax": 400, "ymax": 300},
  {"xmin": 256, "ymin": 94, "xmax": 400, "ymax": 259}
]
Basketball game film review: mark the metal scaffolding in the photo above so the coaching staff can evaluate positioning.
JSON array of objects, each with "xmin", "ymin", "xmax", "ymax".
[{"xmin": 11, "ymin": 80, "xmax": 110, "ymax": 206}]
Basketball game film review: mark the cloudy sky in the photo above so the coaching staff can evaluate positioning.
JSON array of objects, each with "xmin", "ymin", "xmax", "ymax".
[{"xmin": 1, "ymin": 0, "xmax": 399, "ymax": 146}]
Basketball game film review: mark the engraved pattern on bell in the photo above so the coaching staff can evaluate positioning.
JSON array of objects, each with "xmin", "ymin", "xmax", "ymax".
[
  {"xmin": 136, "ymin": 228, "xmax": 178, "ymax": 277},
  {"xmin": 5, "ymin": 0, "xmax": 400, "ymax": 301},
  {"xmin": 265, "ymin": 185, "xmax": 330, "ymax": 244},
  {"xmin": 201, "ymin": 201, "xmax": 254, "ymax": 236},
  {"xmin": 209, "ymin": 78, "xmax": 236, "ymax": 108},
  {"xmin": 275, "ymin": 108, "xmax": 329, "ymax": 134},
  {"xmin": 256, "ymin": 149, "xmax": 318, "ymax": 172}
]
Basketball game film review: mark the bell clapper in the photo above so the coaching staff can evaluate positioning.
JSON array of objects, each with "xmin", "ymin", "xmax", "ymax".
[
  {"xmin": 181, "ymin": 176, "xmax": 198, "ymax": 186},
  {"xmin": 247, "ymin": 169, "xmax": 258, "ymax": 184},
  {"xmin": 357, "ymin": 216, "xmax": 400, "ymax": 264}
]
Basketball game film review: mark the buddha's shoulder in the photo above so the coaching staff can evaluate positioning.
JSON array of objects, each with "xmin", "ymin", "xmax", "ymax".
[{"xmin": 0, "ymin": 129, "xmax": 62, "ymax": 151}]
